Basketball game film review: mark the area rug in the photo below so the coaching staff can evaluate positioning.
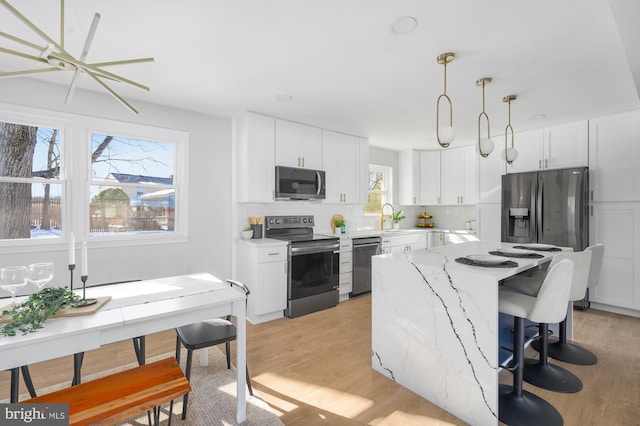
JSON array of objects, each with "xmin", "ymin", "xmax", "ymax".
[{"xmin": 9, "ymin": 347, "xmax": 283, "ymax": 426}]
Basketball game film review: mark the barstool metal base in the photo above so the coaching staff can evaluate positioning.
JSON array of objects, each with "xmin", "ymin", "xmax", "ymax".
[
  {"xmin": 499, "ymin": 384, "xmax": 563, "ymax": 426},
  {"xmin": 532, "ymin": 339, "xmax": 598, "ymax": 365},
  {"xmin": 523, "ymin": 358, "xmax": 583, "ymax": 393}
]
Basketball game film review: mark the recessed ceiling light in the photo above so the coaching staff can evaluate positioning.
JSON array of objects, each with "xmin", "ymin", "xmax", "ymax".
[
  {"xmin": 276, "ymin": 94, "xmax": 293, "ymax": 102},
  {"xmin": 529, "ymin": 114, "xmax": 546, "ymax": 120},
  {"xmin": 391, "ymin": 16, "xmax": 417, "ymax": 34}
]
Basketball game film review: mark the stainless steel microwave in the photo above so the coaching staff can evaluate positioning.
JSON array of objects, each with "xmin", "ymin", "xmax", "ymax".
[{"xmin": 275, "ymin": 166, "xmax": 326, "ymax": 200}]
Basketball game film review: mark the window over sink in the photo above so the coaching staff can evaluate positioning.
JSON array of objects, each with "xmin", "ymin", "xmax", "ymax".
[{"xmin": 364, "ymin": 164, "xmax": 392, "ymax": 215}]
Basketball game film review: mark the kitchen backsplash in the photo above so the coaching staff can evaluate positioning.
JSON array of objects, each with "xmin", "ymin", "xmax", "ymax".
[{"xmin": 235, "ymin": 203, "xmax": 476, "ymax": 236}]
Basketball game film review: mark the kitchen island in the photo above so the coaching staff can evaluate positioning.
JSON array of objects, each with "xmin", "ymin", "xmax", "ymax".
[{"xmin": 371, "ymin": 241, "xmax": 558, "ymax": 426}]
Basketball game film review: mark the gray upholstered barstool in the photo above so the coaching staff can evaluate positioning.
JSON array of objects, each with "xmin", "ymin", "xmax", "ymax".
[
  {"xmin": 498, "ymin": 258, "xmax": 573, "ymax": 426},
  {"xmin": 544, "ymin": 243, "xmax": 604, "ymax": 365},
  {"xmin": 503, "ymin": 250, "xmax": 591, "ymax": 393}
]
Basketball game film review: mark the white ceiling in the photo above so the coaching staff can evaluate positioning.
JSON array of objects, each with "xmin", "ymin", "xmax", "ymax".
[{"xmin": 1, "ymin": 0, "xmax": 639, "ymax": 151}]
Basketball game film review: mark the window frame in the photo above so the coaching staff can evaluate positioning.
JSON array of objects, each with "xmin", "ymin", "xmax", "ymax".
[
  {"xmin": 82, "ymin": 120, "xmax": 189, "ymax": 245},
  {"xmin": 364, "ymin": 164, "xmax": 392, "ymax": 216},
  {"xmin": 0, "ymin": 104, "xmax": 189, "ymax": 254}
]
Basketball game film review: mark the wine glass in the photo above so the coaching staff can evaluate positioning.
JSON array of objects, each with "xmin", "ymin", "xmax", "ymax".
[
  {"xmin": 28, "ymin": 262, "xmax": 55, "ymax": 291},
  {"xmin": 0, "ymin": 266, "xmax": 29, "ymax": 306}
]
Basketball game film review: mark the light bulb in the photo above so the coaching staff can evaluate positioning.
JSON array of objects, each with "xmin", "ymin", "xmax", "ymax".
[
  {"xmin": 477, "ymin": 138, "xmax": 495, "ymax": 157},
  {"xmin": 503, "ymin": 147, "xmax": 518, "ymax": 163},
  {"xmin": 438, "ymin": 126, "xmax": 455, "ymax": 146}
]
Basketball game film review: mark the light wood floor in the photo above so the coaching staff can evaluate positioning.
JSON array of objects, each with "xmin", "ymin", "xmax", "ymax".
[{"xmin": 2, "ymin": 295, "xmax": 639, "ymax": 425}]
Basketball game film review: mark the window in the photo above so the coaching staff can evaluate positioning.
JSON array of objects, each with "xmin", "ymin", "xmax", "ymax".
[
  {"xmin": 363, "ymin": 165, "xmax": 392, "ymax": 215},
  {"xmin": 0, "ymin": 106, "xmax": 188, "ymax": 246},
  {"xmin": 0, "ymin": 120, "xmax": 64, "ymax": 240},
  {"xmin": 89, "ymin": 132, "xmax": 177, "ymax": 236}
]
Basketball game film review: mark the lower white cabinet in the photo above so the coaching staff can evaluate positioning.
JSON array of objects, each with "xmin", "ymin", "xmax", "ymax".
[
  {"xmin": 338, "ymin": 237, "xmax": 353, "ymax": 299},
  {"xmin": 428, "ymin": 231, "xmax": 445, "ymax": 248},
  {"xmin": 381, "ymin": 232, "xmax": 427, "ymax": 254},
  {"xmin": 589, "ymin": 202, "xmax": 640, "ymax": 314},
  {"xmin": 236, "ymin": 240, "xmax": 288, "ymax": 324}
]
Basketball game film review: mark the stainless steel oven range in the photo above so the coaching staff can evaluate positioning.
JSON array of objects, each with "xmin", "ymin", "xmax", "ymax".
[{"xmin": 265, "ymin": 215, "xmax": 339, "ymax": 318}]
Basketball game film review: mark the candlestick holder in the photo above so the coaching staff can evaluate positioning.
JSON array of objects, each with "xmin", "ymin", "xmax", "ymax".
[
  {"xmin": 77, "ymin": 275, "xmax": 97, "ymax": 306},
  {"xmin": 68, "ymin": 264, "xmax": 75, "ymax": 291}
]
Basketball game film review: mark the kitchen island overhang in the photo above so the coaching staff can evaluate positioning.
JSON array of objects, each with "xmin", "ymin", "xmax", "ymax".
[{"xmin": 371, "ymin": 241, "xmax": 558, "ymax": 426}]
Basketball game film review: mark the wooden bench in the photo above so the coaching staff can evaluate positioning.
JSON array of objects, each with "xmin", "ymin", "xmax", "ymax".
[{"xmin": 22, "ymin": 357, "xmax": 190, "ymax": 426}]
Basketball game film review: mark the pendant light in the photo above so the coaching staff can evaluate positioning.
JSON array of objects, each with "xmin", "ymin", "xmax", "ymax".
[
  {"xmin": 476, "ymin": 77, "xmax": 495, "ymax": 157},
  {"xmin": 435, "ymin": 52, "xmax": 455, "ymax": 148},
  {"xmin": 502, "ymin": 95, "xmax": 518, "ymax": 164}
]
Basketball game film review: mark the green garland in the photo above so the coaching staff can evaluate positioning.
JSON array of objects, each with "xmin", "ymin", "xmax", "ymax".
[{"xmin": 0, "ymin": 286, "xmax": 83, "ymax": 337}]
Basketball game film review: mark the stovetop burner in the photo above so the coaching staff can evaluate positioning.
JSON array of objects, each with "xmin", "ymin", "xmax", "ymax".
[{"xmin": 264, "ymin": 215, "xmax": 338, "ymax": 243}]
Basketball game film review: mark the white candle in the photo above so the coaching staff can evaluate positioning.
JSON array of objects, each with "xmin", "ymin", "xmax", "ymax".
[
  {"xmin": 69, "ymin": 232, "xmax": 76, "ymax": 265},
  {"xmin": 81, "ymin": 241, "xmax": 88, "ymax": 276}
]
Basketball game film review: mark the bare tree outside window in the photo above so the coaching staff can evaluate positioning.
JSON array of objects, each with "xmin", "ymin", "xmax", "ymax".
[{"xmin": 363, "ymin": 165, "xmax": 391, "ymax": 215}]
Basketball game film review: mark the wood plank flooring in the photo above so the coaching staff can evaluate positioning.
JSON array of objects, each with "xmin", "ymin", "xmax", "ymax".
[{"xmin": 2, "ymin": 295, "xmax": 639, "ymax": 425}]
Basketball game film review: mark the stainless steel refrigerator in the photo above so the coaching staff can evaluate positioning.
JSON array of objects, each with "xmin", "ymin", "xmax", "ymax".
[{"xmin": 501, "ymin": 167, "xmax": 589, "ymax": 252}]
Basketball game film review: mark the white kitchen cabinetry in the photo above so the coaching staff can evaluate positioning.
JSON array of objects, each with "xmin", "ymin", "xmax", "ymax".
[
  {"xmin": 382, "ymin": 232, "xmax": 427, "ymax": 255},
  {"xmin": 589, "ymin": 202, "xmax": 640, "ymax": 313},
  {"xmin": 399, "ymin": 150, "xmax": 421, "ymax": 205},
  {"xmin": 589, "ymin": 110, "xmax": 640, "ymax": 202},
  {"xmin": 235, "ymin": 241, "xmax": 288, "ymax": 324},
  {"xmin": 440, "ymin": 145, "xmax": 478, "ymax": 205},
  {"xmin": 338, "ymin": 237, "xmax": 353, "ymax": 300},
  {"xmin": 419, "ymin": 150, "xmax": 441, "ymax": 205},
  {"xmin": 428, "ymin": 231, "xmax": 445, "ymax": 248},
  {"xmin": 236, "ymin": 112, "xmax": 276, "ymax": 203},
  {"xmin": 275, "ymin": 119, "xmax": 323, "ymax": 169},
  {"xmin": 507, "ymin": 121, "xmax": 588, "ymax": 173},
  {"xmin": 322, "ymin": 130, "xmax": 369, "ymax": 204}
]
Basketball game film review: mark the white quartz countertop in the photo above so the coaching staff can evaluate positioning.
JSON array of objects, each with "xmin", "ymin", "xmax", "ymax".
[{"xmin": 235, "ymin": 238, "xmax": 288, "ymax": 247}]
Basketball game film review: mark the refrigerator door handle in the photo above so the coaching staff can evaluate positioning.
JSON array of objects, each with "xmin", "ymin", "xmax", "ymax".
[{"xmin": 537, "ymin": 177, "xmax": 543, "ymax": 242}]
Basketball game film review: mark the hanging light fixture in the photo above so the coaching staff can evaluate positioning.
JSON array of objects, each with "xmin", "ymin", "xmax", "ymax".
[
  {"xmin": 435, "ymin": 52, "xmax": 455, "ymax": 148},
  {"xmin": 476, "ymin": 77, "xmax": 494, "ymax": 158},
  {"xmin": 502, "ymin": 95, "xmax": 518, "ymax": 164}
]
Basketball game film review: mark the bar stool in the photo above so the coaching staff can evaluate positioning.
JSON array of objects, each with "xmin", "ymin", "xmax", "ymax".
[
  {"xmin": 498, "ymin": 258, "xmax": 573, "ymax": 426},
  {"xmin": 544, "ymin": 243, "xmax": 603, "ymax": 365},
  {"xmin": 172, "ymin": 279, "xmax": 253, "ymax": 420},
  {"xmin": 503, "ymin": 250, "xmax": 591, "ymax": 393}
]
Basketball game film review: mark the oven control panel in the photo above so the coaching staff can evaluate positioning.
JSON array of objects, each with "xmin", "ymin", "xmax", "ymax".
[{"xmin": 265, "ymin": 215, "xmax": 314, "ymax": 229}]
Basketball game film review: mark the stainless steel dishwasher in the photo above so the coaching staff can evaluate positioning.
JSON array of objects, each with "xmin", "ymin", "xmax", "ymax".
[{"xmin": 351, "ymin": 236, "xmax": 382, "ymax": 296}]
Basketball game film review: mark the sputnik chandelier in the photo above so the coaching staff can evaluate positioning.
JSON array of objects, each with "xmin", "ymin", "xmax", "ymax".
[{"xmin": 0, "ymin": 0, "xmax": 154, "ymax": 114}]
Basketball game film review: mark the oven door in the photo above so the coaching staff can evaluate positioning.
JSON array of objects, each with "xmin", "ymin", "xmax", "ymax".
[{"xmin": 289, "ymin": 243, "xmax": 339, "ymax": 300}]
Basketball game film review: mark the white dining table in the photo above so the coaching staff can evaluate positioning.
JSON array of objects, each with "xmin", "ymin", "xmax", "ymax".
[{"xmin": 0, "ymin": 272, "xmax": 248, "ymax": 423}]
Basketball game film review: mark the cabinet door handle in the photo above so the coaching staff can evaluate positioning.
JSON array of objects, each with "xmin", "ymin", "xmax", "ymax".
[
  {"xmin": 302, "ymin": 157, "xmax": 305, "ymax": 167},
  {"xmin": 272, "ymin": 190, "xmax": 275, "ymax": 201},
  {"xmin": 413, "ymin": 196, "xmax": 416, "ymax": 204},
  {"xmin": 590, "ymin": 190, "xmax": 594, "ymax": 201},
  {"xmin": 268, "ymin": 252, "xmax": 281, "ymax": 256},
  {"xmin": 590, "ymin": 205, "xmax": 593, "ymax": 216},
  {"xmin": 539, "ymin": 159, "xmax": 542, "ymax": 169},
  {"xmin": 284, "ymin": 261, "xmax": 288, "ymax": 274},
  {"xmin": 544, "ymin": 159, "xmax": 548, "ymax": 168}
]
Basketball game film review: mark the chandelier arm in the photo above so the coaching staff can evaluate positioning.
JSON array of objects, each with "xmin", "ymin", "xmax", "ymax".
[
  {"xmin": 52, "ymin": 53, "xmax": 150, "ymax": 91},
  {"xmin": 0, "ymin": 31, "xmax": 43, "ymax": 51},
  {"xmin": 0, "ymin": 0, "xmax": 72, "ymax": 58},
  {"xmin": 0, "ymin": 67, "xmax": 62, "ymax": 78},
  {"xmin": 90, "ymin": 58, "xmax": 155, "ymax": 67},
  {"xmin": 60, "ymin": 0, "xmax": 64, "ymax": 49},
  {"xmin": 86, "ymin": 71, "xmax": 138, "ymax": 115},
  {"xmin": 66, "ymin": 13, "xmax": 101, "ymax": 104},
  {"xmin": 0, "ymin": 46, "xmax": 50, "ymax": 63}
]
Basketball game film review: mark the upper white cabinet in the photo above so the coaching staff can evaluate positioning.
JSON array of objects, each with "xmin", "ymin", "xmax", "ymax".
[
  {"xmin": 399, "ymin": 150, "xmax": 421, "ymax": 205},
  {"xmin": 322, "ymin": 130, "xmax": 369, "ymax": 204},
  {"xmin": 275, "ymin": 119, "xmax": 323, "ymax": 169},
  {"xmin": 589, "ymin": 110, "xmax": 640, "ymax": 202},
  {"xmin": 507, "ymin": 121, "xmax": 588, "ymax": 173},
  {"xmin": 440, "ymin": 145, "xmax": 478, "ymax": 205},
  {"xmin": 419, "ymin": 150, "xmax": 441, "ymax": 205},
  {"xmin": 236, "ymin": 112, "xmax": 276, "ymax": 203}
]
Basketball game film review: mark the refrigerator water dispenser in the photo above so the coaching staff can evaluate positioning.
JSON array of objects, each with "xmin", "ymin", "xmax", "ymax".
[{"xmin": 508, "ymin": 207, "xmax": 530, "ymax": 238}]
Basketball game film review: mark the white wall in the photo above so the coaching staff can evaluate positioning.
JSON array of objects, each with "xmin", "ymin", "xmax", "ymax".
[{"xmin": 0, "ymin": 79, "xmax": 233, "ymax": 290}]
